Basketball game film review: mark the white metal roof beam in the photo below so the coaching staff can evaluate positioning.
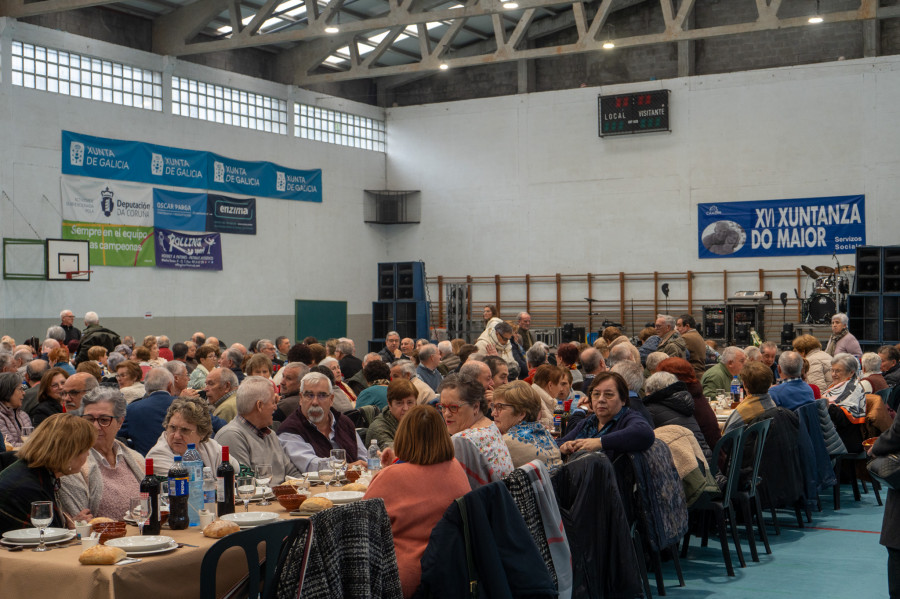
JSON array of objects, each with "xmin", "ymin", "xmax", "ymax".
[{"xmin": 0, "ymin": 0, "xmax": 120, "ymax": 17}]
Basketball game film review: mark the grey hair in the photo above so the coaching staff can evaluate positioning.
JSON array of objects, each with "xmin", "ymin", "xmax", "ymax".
[
  {"xmin": 861, "ymin": 352, "xmax": 882, "ymax": 375},
  {"xmin": 760, "ymin": 341, "xmax": 778, "ymax": 353},
  {"xmin": 495, "ymin": 322, "xmax": 513, "ymax": 336},
  {"xmin": 84, "ymin": 311, "xmax": 99, "ymax": 325},
  {"xmin": 218, "ymin": 367, "xmax": 239, "ymax": 390},
  {"xmin": 606, "ymin": 344, "xmax": 634, "ymax": 367},
  {"xmin": 437, "ymin": 340, "xmax": 453, "ymax": 355},
  {"xmin": 611, "ymin": 361, "xmax": 644, "ymax": 394},
  {"xmin": 657, "ymin": 314, "xmax": 676, "ymax": 328},
  {"xmin": 257, "ymin": 338, "xmax": 274, "ymax": 351},
  {"xmin": 46, "ymin": 326, "xmax": 65, "ymax": 342},
  {"xmin": 831, "ymin": 353, "xmax": 859, "ymax": 376},
  {"xmin": 299, "ymin": 371, "xmax": 333, "ymax": 394},
  {"xmin": 236, "ymin": 376, "xmax": 273, "ymax": 415},
  {"xmin": 157, "ymin": 335, "xmax": 170, "ymax": 348},
  {"xmin": 107, "ymin": 352, "xmax": 126, "ymax": 371},
  {"xmin": 745, "ymin": 347, "xmax": 762, "ymax": 362},
  {"xmin": 721, "ymin": 346, "xmax": 745, "ymax": 365},
  {"xmin": 832, "ymin": 313, "xmax": 849, "ymax": 327},
  {"xmin": 517, "ymin": 312, "xmax": 530, "ymax": 322},
  {"xmin": 319, "ymin": 356, "xmax": 339, "ymax": 368},
  {"xmin": 580, "ymin": 348, "xmax": 603, "ymax": 373},
  {"xmin": 645, "ymin": 352, "xmax": 670, "ymax": 373},
  {"xmin": 144, "ymin": 367, "xmax": 175, "ymax": 393},
  {"xmin": 0, "ymin": 372, "xmax": 23, "ymax": 404},
  {"xmin": 438, "ymin": 373, "xmax": 488, "ymax": 416},
  {"xmin": 282, "ymin": 362, "xmax": 310, "ymax": 377},
  {"xmin": 644, "ymin": 371, "xmax": 678, "ymax": 396},
  {"xmin": 386, "ymin": 331, "xmax": 400, "ymax": 340},
  {"xmin": 26, "ymin": 360, "xmax": 49, "ymax": 382},
  {"xmin": 0, "ymin": 352, "xmax": 13, "ymax": 372},
  {"xmin": 419, "ymin": 344, "xmax": 438, "ymax": 362},
  {"xmin": 391, "ymin": 359, "xmax": 417, "ymax": 377},
  {"xmin": 778, "ymin": 351, "xmax": 804, "ymax": 379},
  {"xmin": 14, "ymin": 349, "xmax": 33, "ymax": 365},
  {"xmin": 164, "ymin": 360, "xmax": 188, "ymax": 377},
  {"xmin": 114, "ymin": 344, "xmax": 132, "ymax": 357},
  {"xmin": 525, "ymin": 343, "xmax": 548, "ymax": 368},
  {"xmin": 362, "ymin": 352, "xmax": 381, "ymax": 366},
  {"xmin": 81, "ymin": 386, "xmax": 127, "ymax": 420},
  {"xmin": 60, "ymin": 309, "xmax": 73, "ymax": 319},
  {"xmin": 222, "ymin": 348, "xmax": 243, "ymax": 368},
  {"xmin": 336, "ymin": 338, "xmax": 354, "ymax": 355}
]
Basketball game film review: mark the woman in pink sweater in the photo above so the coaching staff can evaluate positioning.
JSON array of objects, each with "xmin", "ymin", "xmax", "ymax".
[{"xmin": 363, "ymin": 405, "xmax": 471, "ymax": 598}]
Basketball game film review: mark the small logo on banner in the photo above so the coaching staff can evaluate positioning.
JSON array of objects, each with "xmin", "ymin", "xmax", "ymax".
[
  {"xmin": 276, "ymin": 171, "xmax": 286, "ymax": 192},
  {"xmin": 100, "ymin": 187, "xmax": 115, "ymax": 217},
  {"xmin": 214, "ymin": 161, "xmax": 225, "ymax": 183},
  {"xmin": 705, "ymin": 205, "xmax": 723, "ymax": 216},
  {"xmin": 70, "ymin": 142, "xmax": 85, "ymax": 166},
  {"xmin": 151, "ymin": 153, "xmax": 164, "ymax": 176}
]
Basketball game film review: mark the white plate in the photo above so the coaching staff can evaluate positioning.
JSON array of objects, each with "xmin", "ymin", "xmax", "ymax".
[
  {"xmin": 220, "ymin": 512, "xmax": 280, "ymax": 528},
  {"xmin": 317, "ymin": 491, "xmax": 364, "ymax": 504},
  {"xmin": 105, "ymin": 535, "xmax": 174, "ymax": 552},
  {"xmin": 0, "ymin": 531, "xmax": 76, "ymax": 547},
  {"xmin": 2, "ymin": 527, "xmax": 70, "ymax": 542},
  {"xmin": 122, "ymin": 541, "xmax": 178, "ymax": 556}
]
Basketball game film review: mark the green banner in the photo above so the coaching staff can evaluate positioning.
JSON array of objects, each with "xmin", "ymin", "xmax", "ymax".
[{"xmin": 62, "ymin": 221, "xmax": 155, "ymax": 267}]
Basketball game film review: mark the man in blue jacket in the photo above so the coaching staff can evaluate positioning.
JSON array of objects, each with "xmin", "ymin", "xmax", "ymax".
[{"xmin": 119, "ymin": 368, "xmax": 175, "ymax": 455}]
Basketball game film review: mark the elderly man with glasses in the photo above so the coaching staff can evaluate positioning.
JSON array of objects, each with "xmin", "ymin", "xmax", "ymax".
[
  {"xmin": 61, "ymin": 372, "xmax": 98, "ymax": 412},
  {"xmin": 277, "ymin": 372, "xmax": 367, "ymax": 473}
]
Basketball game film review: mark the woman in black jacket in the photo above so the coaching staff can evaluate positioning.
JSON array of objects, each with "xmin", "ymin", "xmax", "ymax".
[
  {"xmin": 871, "ymin": 414, "xmax": 900, "ymax": 598},
  {"xmin": 642, "ymin": 372, "xmax": 713, "ymax": 462}
]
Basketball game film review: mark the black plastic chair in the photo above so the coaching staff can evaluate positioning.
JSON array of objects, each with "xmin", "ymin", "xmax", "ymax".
[
  {"xmin": 200, "ymin": 519, "xmax": 307, "ymax": 599},
  {"xmin": 681, "ymin": 426, "xmax": 746, "ymax": 577},
  {"xmin": 733, "ymin": 418, "xmax": 772, "ymax": 562}
]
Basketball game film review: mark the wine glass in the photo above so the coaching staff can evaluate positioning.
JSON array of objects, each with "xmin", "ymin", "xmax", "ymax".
[
  {"xmin": 329, "ymin": 449, "xmax": 346, "ymax": 487},
  {"xmin": 21, "ymin": 426, "xmax": 34, "ymax": 445},
  {"xmin": 254, "ymin": 464, "xmax": 272, "ymax": 506},
  {"xmin": 30, "ymin": 501, "xmax": 53, "ymax": 552},
  {"xmin": 130, "ymin": 496, "xmax": 151, "ymax": 537},
  {"xmin": 317, "ymin": 465, "xmax": 335, "ymax": 492},
  {"xmin": 236, "ymin": 476, "xmax": 255, "ymax": 513}
]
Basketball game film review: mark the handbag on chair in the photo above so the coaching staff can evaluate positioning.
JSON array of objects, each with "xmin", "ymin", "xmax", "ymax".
[{"xmin": 867, "ymin": 452, "xmax": 900, "ymax": 490}]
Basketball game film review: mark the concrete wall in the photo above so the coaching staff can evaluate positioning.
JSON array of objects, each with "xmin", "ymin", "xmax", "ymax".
[
  {"xmin": 384, "ymin": 55, "xmax": 900, "ymax": 308},
  {"xmin": 0, "ymin": 20, "xmax": 388, "ymax": 349}
]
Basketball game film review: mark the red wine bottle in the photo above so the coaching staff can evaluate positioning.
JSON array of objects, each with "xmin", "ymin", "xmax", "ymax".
[
  {"xmin": 216, "ymin": 446, "xmax": 235, "ymax": 517},
  {"xmin": 139, "ymin": 458, "xmax": 161, "ymax": 535}
]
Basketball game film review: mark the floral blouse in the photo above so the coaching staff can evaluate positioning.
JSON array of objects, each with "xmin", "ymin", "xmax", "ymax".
[
  {"xmin": 503, "ymin": 420, "xmax": 562, "ymax": 469},
  {"xmin": 454, "ymin": 423, "xmax": 514, "ymax": 479}
]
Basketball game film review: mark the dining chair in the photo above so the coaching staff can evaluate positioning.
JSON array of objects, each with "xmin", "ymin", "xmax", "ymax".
[
  {"xmin": 733, "ymin": 418, "xmax": 772, "ymax": 562},
  {"xmin": 199, "ymin": 519, "xmax": 309, "ymax": 599},
  {"xmin": 681, "ymin": 426, "xmax": 745, "ymax": 577}
]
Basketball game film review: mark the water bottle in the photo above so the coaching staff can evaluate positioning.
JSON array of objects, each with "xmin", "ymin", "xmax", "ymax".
[
  {"xmin": 731, "ymin": 375, "xmax": 741, "ymax": 404},
  {"xmin": 167, "ymin": 456, "xmax": 190, "ymax": 530},
  {"xmin": 202, "ymin": 467, "xmax": 216, "ymax": 513},
  {"xmin": 182, "ymin": 443, "xmax": 204, "ymax": 527},
  {"xmin": 367, "ymin": 439, "xmax": 381, "ymax": 471}
]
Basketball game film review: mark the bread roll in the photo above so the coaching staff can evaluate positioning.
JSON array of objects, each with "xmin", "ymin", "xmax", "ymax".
[
  {"xmin": 79, "ymin": 544, "xmax": 127, "ymax": 565},
  {"xmin": 203, "ymin": 519, "xmax": 240, "ymax": 538},
  {"xmin": 89, "ymin": 517, "xmax": 115, "ymax": 525},
  {"xmin": 341, "ymin": 483, "xmax": 367, "ymax": 492},
  {"xmin": 295, "ymin": 496, "xmax": 333, "ymax": 515}
]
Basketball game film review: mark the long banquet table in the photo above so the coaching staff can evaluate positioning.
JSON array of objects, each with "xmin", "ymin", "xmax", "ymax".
[{"xmin": 0, "ymin": 496, "xmax": 313, "ymax": 599}]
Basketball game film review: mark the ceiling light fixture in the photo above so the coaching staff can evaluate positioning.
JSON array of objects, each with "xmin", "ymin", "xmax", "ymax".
[
  {"xmin": 325, "ymin": 25, "xmax": 340, "ymax": 33},
  {"xmin": 808, "ymin": 0, "xmax": 823, "ymax": 23},
  {"xmin": 502, "ymin": 2, "xmax": 518, "ymax": 8},
  {"xmin": 439, "ymin": 62, "xmax": 449, "ymax": 70},
  {"xmin": 325, "ymin": 11, "xmax": 340, "ymax": 33},
  {"xmin": 602, "ymin": 25, "xmax": 615, "ymax": 50}
]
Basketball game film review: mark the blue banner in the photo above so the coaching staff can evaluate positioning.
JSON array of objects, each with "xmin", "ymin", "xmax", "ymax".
[
  {"xmin": 61, "ymin": 131, "xmax": 322, "ymax": 203},
  {"xmin": 207, "ymin": 194, "xmax": 257, "ymax": 235},
  {"xmin": 153, "ymin": 189, "xmax": 208, "ymax": 232},
  {"xmin": 154, "ymin": 228, "xmax": 223, "ymax": 270},
  {"xmin": 698, "ymin": 195, "xmax": 865, "ymax": 259},
  {"xmin": 63, "ymin": 131, "xmax": 207, "ymax": 189}
]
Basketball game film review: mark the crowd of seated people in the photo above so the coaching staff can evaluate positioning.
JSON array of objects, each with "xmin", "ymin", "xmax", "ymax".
[{"xmin": 0, "ymin": 307, "xmax": 898, "ymax": 597}]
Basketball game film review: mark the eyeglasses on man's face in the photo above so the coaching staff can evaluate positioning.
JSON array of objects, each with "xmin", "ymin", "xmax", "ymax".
[
  {"xmin": 302, "ymin": 391, "xmax": 331, "ymax": 401},
  {"xmin": 82, "ymin": 415, "xmax": 114, "ymax": 427}
]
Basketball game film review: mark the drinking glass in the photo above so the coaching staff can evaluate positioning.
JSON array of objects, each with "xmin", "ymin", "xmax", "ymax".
[
  {"xmin": 254, "ymin": 464, "xmax": 272, "ymax": 505},
  {"xmin": 236, "ymin": 476, "xmax": 255, "ymax": 513},
  {"xmin": 21, "ymin": 426, "xmax": 34, "ymax": 444},
  {"xmin": 715, "ymin": 389, "xmax": 728, "ymax": 410},
  {"xmin": 317, "ymin": 466, "xmax": 335, "ymax": 492},
  {"xmin": 329, "ymin": 449, "xmax": 346, "ymax": 487},
  {"xmin": 30, "ymin": 501, "xmax": 53, "ymax": 552},
  {"xmin": 130, "ymin": 496, "xmax": 151, "ymax": 537}
]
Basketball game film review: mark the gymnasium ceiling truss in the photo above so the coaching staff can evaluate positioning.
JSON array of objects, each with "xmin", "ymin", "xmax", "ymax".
[{"xmin": 0, "ymin": 0, "xmax": 896, "ymax": 86}]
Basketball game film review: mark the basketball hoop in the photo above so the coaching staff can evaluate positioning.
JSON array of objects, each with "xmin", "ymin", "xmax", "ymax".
[{"xmin": 65, "ymin": 270, "xmax": 93, "ymax": 280}]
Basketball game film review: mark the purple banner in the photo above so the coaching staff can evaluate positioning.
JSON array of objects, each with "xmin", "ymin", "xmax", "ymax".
[{"xmin": 154, "ymin": 228, "xmax": 222, "ymax": 270}]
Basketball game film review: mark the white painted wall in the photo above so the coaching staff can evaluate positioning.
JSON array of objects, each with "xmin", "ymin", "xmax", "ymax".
[
  {"xmin": 0, "ymin": 20, "xmax": 388, "ymax": 344},
  {"xmin": 385, "ymin": 56, "xmax": 900, "ymax": 308}
]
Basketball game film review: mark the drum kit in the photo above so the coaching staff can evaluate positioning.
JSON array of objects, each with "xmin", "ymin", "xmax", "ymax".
[{"xmin": 800, "ymin": 261, "xmax": 855, "ymax": 324}]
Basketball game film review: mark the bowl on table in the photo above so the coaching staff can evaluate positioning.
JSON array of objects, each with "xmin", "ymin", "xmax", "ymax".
[
  {"xmin": 272, "ymin": 484, "xmax": 297, "ymax": 498},
  {"xmin": 276, "ymin": 493, "xmax": 308, "ymax": 511},
  {"xmin": 345, "ymin": 469, "xmax": 361, "ymax": 483},
  {"xmin": 862, "ymin": 437, "xmax": 878, "ymax": 452},
  {"xmin": 92, "ymin": 521, "xmax": 126, "ymax": 544}
]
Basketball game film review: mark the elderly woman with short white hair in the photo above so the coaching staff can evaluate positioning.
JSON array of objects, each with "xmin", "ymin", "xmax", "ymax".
[
  {"xmin": 859, "ymin": 352, "xmax": 888, "ymax": 394},
  {"xmin": 59, "ymin": 387, "xmax": 145, "ymax": 520},
  {"xmin": 146, "ymin": 397, "xmax": 239, "ymax": 476},
  {"xmin": 825, "ymin": 353, "xmax": 868, "ymax": 454}
]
